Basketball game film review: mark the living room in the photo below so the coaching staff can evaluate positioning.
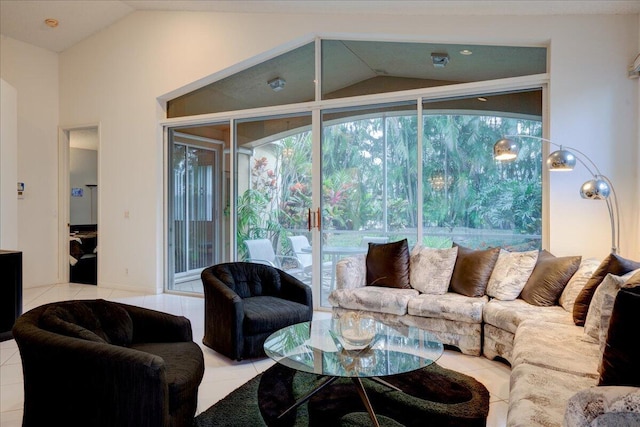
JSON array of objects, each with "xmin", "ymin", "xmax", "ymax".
[{"xmin": 1, "ymin": 1, "xmax": 639, "ymax": 426}]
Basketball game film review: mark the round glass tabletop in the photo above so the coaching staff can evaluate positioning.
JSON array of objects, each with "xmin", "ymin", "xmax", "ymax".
[{"xmin": 263, "ymin": 318, "xmax": 443, "ymax": 378}]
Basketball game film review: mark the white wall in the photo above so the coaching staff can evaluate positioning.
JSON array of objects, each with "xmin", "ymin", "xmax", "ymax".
[
  {"xmin": 0, "ymin": 36, "xmax": 59, "ymax": 288},
  {"xmin": 0, "ymin": 78, "xmax": 18, "ymax": 250},
  {"xmin": 5, "ymin": 11, "xmax": 638, "ymax": 293}
]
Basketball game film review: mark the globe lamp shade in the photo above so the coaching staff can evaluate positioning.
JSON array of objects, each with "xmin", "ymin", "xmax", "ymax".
[{"xmin": 546, "ymin": 149, "xmax": 576, "ymax": 171}]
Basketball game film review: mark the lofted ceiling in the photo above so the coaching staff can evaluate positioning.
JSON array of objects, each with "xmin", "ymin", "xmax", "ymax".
[{"xmin": 1, "ymin": 1, "xmax": 639, "ymax": 53}]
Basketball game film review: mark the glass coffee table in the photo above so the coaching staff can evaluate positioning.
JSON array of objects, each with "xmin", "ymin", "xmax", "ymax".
[{"xmin": 263, "ymin": 317, "xmax": 444, "ymax": 427}]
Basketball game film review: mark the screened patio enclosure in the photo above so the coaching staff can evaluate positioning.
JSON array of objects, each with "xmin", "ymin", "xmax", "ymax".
[{"xmin": 163, "ymin": 37, "xmax": 547, "ymax": 307}]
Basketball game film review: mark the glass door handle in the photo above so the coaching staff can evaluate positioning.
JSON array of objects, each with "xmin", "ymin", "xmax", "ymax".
[{"xmin": 308, "ymin": 208, "xmax": 321, "ymax": 231}]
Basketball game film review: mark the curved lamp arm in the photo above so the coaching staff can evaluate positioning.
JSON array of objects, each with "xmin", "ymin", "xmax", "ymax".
[
  {"xmin": 503, "ymin": 134, "xmax": 603, "ymax": 177},
  {"xmin": 499, "ymin": 134, "xmax": 620, "ymax": 254}
]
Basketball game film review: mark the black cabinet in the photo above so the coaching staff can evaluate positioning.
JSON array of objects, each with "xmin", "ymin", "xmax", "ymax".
[{"xmin": 1, "ymin": 250, "xmax": 22, "ymax": 341}]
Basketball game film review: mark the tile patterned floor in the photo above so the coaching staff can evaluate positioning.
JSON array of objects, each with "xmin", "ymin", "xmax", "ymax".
[{"xmin": 0, "ymin": 283, "xmax": 509, "ymax": 426}]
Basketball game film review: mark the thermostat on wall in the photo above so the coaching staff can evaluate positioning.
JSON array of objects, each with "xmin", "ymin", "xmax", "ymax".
[{"xmin": 17, "ymin": 182, "xmax": 24, "ymax": 199}]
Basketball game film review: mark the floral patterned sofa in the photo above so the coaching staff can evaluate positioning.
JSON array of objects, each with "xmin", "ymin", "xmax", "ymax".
[{"xmin": 329, "ymin": 241, "xmax": 640, "ymax": 427}]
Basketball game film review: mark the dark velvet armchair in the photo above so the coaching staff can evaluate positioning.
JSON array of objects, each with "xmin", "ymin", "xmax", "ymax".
[
  {"xmin": 12, "ymin": 299, "xmax": 205, "ymax": 427},
  {"xmin": 202, "ymin": 262, "xmax": 313, "ymax": 360}
]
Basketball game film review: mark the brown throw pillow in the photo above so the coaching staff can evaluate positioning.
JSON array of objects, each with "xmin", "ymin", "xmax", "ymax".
[
  {"xmin": 449, "ymin": 244, "xmax": 500, "ymax": 297},
  {"xmin": 573, "ymin": 253, "xmax": 640, "ymax": 326},
  {"xmin": 366, "ymin": 239, "xmax": 411, "ymax": 289},
  {"xmin": 520, "ymin": 250, "xmax": 581, "ymax": 306},
  {"xmin": 599, "ymin": 275, "xmax": 640, "ymax": 386}
]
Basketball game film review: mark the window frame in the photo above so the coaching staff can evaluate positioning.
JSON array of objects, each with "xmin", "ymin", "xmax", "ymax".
[{"xmin": 159, "ymin": 35, "xmax": 550, "ymax": 304}]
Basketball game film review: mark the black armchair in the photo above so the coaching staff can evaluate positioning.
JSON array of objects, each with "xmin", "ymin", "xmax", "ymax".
[
  {"xmin": 202, "ymin": 262, "xmax": 313, "ymax": 360},
  {"xmin": 12, "ymin": 299, "xmax": 205, "ymax": 427}
]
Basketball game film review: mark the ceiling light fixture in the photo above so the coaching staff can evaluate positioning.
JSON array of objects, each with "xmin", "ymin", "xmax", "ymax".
[
  {"xmin": 44, "ymin": 18, "xmax": 59, "ymax": 28},
  {"xmin": 431, "ymin": 53, "xmax": 450, "ymax": 68},
  {"xmin": 267, "ymin": 77, "xmax": 286, "ymax": 92},
  {"xmin": 477, "ymin": 97, "xmax": 488, "ymax": 102},
  {"xmin": 460, "ymin": 49, "xmax": 473, "ymax": 56}
]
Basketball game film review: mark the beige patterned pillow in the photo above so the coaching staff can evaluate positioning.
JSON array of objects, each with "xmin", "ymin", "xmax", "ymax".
[
  {"xmin": 486, "ymin": 249, "xmax": 538, "ymax": 300},
  {"xmin": 409, "ymin": 245, "xmax": 458, "ymax": 294},
  {"xmin": 584, "ymin": 269, "xmax": 638, "ymax": 341},
  {"xmin": 559, "ymin": 258, "xmax": 601, "ymax": 312}
]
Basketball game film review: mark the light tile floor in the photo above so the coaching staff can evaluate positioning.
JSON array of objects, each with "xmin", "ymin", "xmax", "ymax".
[{"xmin": 0, "ymin": 283, "xmax": 510, "ymax": 426}]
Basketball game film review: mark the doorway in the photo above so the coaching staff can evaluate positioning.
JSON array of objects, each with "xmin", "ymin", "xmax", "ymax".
[{"xmin": 67, "ymin": 127, "xmax": 99, "ymax": 285}]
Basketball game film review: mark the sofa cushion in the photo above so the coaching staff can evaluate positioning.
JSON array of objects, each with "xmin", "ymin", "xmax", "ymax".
[
  {"xmin": 519, "ymin": 250, "xmax": 581, "ymax": 306},
  {"xmin": 39, "ymin": 299, "xmax": 133, "ymax": 346},
  {"xmin": 483, "ymin": 298, "xmax": 573, "ymax": 334},
  {"xmin": 409, "ymin": 245, "xmax": 458, "ymax": 294},
  {"xmin": 512, "ymin": 320, "xmax": 600, "ymax": 379},
  {"xmin": 242, "ymin": 296, "xmax": 312, "ymax": 335},
  {"xmin": 328, "ymin": 286, "xmax": 419, "ymax": 315},
  {"xmin": 449, "ymin": 244, "xmax": 500, "ymax": 297},
  {"xmin": 583, "ymin": 270, "xmax": 638, "ymax": 342},
  {"xmin": 407, "ymin": 293, "xmax": 487, "ymax": 323},
  {"xmin": 559, "ymin": 258, "xmax": 601, "ymax": 313},
  {"xmin": 335, "ymin": 254, "xmax": 366, "ymax": 290},
  {"xmin": 40, "ymin": 306, "xmax": 107, "ymax": 343},
  {"xmin": 573, "ymin": 253, "xmax": 640, "ymax": 326},
  {"xmin": 508, "ymin": 363, "xmax": 597, "ymax": 427},
  {"xmin": 366, "ymin": 239, "xmax": 411, "ymax": 289},
  {"xmin": 486, "ymin": 249, "xmax": 538, "ymax": 301},
  {"xmin": 599, "ymin": 276, "xmax": 640, "ymax": 387}
]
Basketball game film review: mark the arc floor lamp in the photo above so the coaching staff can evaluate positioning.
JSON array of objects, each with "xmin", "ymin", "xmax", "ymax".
[{"xmin": 494, "ymin": 135, "xmax": 620, "ymax": 254}]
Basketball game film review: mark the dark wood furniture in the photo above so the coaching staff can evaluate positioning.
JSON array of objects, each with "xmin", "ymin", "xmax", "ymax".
[{"xmin": 0, "ymin": 250, "xmax": 22, "ymax": 341}]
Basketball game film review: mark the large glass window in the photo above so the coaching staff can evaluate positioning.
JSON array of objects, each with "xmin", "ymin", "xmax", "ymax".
[
  {"xmin": 321, "ymin": 40, "xmax": 546, "ymax": 99},
  {"xmin": 320, "ymin": 103, "xmax": 419, "ymax": 305},
  {"xmin": 165, "ymin": 38, "xmax": 547, "ymax": 303},
  {"xmin": 167, "ymin": 42, "xmax": 315, "ymax": 117},
  {"xmin": 422, "ymin": 91, "xmax": 542, "ymax": 250}
]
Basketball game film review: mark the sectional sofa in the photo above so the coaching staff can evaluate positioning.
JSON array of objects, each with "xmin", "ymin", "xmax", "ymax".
[{"xmin": 328, "ymin": 240, "xmax": 640, "ymax": 426}]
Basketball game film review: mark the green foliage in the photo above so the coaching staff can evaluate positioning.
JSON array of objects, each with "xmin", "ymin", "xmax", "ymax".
[{"xmin": 237, "ymin": 109, "xmax": 542, "ymax": 253}]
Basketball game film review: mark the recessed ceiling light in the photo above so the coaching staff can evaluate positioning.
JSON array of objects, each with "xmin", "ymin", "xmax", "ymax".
[
  {"xmin": 477, "ymin": 97, "xmax": 488, "ymax": 102},
  {"xmin": 44, "ymin": 18, "xmax": 59, "ymax": 28},
  {"xmin": 460, "ymin": 49, "xmax": 473, "ymax": 56}
]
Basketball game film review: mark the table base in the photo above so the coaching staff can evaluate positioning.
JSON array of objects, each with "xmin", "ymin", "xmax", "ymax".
[{"xmin": 278, "ymin": 376, "xmax": 402, "ymax": 427}]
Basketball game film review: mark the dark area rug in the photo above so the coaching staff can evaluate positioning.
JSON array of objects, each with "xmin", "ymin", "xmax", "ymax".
[{"xmin": 194, "ymin": 363, "xmax": 489, "ymax": 427}]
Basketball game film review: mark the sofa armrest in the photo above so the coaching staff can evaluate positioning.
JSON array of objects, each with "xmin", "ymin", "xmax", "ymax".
[
  {"xmin": 335, "ymin": 254, "xmax": 367, "ymax": 290},
  {"xmin": 564, "ymin": 386, "xmax": 640, "ymax": 427},
  {"xmin": 201, "ymin": 267, "xmax": 245, "ymax": 358}
]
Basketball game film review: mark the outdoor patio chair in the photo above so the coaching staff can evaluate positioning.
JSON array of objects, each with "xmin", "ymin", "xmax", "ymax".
[
  {"xmin": 244, "ymin": 238, "xmax": 305, "ymax": 279},
  {"xmin": 288, "ymin": 235, "xmax": 333, "ymax": 280}
]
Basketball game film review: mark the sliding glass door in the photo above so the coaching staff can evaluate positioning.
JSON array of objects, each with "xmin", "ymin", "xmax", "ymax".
[
  {"xmin": 234, "ymin": 113, "xmax": 313, "ymax": 284},
  {"xmin": 168, "ymin": 130, "xmax": 224, "ymax": 293}
]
